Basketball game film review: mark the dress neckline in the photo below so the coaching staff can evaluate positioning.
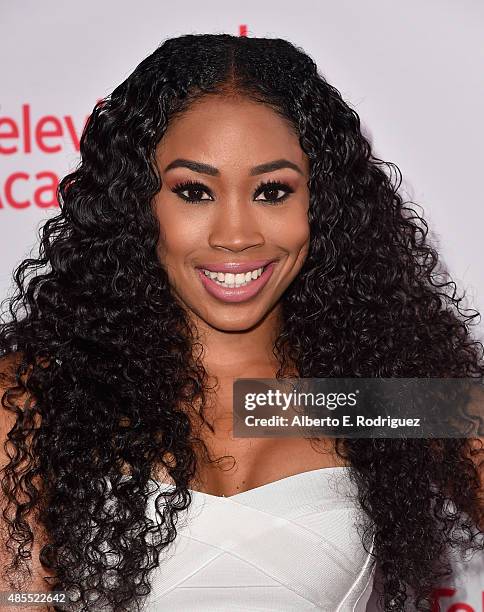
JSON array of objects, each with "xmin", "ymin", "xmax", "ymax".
[{"xmin": 154, "ymin": 465, "xmax": 351, "ymax": 500}]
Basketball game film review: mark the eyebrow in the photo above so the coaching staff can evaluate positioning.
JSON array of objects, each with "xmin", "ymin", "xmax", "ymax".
[{"xmin": 163, "ymin": 158, "xmax": 304, "ymax": 176}]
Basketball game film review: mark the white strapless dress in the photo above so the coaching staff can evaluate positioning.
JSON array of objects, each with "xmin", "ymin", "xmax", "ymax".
[{"xmin": 140, "ymin": 466, "xmax": 376, "ymax": 611}]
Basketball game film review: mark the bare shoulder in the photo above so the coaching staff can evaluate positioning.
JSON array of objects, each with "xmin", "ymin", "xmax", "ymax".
[
  {"xmin": 465, "ymin": 383, "xmax": 484, "ymax": 477},
  {"xmin": 0, "ymin": 351, "xmax": 29, "ymax": 461},
  {"xmin": 0, "ymin": 352, "xmax": 53, "ymax": 610},
  {"xmin": 465, "ymin": 434, "xmax": 484, "ymax": 531},
  {"xmin": 0, "ymin": 350, "xmax": 24, "ymax": 390},
  {"xmin": 0, "ymin": 351, "xmax": 40, "ymax": 467}
]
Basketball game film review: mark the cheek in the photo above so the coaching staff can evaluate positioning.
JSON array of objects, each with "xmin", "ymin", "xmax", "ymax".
[
  {"xmin": 155, "ymin": 205, "xmax": 204, "ymax": 262},
  {"xmin": 271, "ymin": 209, "xmax": 310, "ymax": 253},
  {"xmin": 292, "ymin": 222, "xmax": 310, "ymax": 250}
]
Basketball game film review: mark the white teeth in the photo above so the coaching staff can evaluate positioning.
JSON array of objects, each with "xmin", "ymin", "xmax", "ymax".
[{"xmin": 202, "ymin": 266, "xmax": 265, "ymax": 288}]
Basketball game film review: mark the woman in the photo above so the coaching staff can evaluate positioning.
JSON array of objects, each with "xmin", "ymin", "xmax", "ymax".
[{"xmin": 0, "ymin": 33, "xmax": 482, "ymax": 612}]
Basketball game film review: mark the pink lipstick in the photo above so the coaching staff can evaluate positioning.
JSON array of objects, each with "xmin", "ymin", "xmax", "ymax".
[
  {"xmin": 196, "ymin": 260, "xmax": 277, "ymax": 303},
  {"xmin": 196, "ymin": 259, "xmax": 276, "ymax": 274}
]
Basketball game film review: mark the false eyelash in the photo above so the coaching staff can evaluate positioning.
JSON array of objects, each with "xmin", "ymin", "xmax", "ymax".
[
  {"xmin": 171, "ymin": 178, "xmax": 294, "ymax": 204},
  {"xmin": 171, "ymin": 179, "xmax": 209, "ymax": 199},
  {"xmin": 254, "ymin": 179, "xmax": 295, "ymax": 202}
]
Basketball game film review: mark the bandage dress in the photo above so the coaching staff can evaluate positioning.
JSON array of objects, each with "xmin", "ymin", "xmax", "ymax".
[{"xmin": 141, "ymin": 466, "xmax": 376, "ymax": 611}]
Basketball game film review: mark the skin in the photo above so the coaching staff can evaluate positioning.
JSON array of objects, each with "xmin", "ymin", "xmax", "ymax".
[{"xmin": 152, "ymin": 95, "xmax": 346, "ymax": 496}]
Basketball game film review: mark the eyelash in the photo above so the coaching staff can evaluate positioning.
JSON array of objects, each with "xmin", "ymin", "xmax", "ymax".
[{"xmin": 171, "ymin": 179, "xmax": 294, "ymax": 205}]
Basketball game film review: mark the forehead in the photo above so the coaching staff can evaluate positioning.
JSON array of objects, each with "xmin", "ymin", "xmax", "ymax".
[{"xmin": 156, "ymin": 95, "xmax": 309, "ymax": 176}]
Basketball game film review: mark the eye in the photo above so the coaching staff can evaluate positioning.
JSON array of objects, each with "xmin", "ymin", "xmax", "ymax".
[
  {"xmin": 170, "ymin": 178, "xmax": 295, "ymax": 204},
  {"xmin": 254, "ymin": 179, "xmax": 294, "ymax": 204},
  {"xmin": 171, "ymin": 180, "xmax": 213, "ymax": 203}
]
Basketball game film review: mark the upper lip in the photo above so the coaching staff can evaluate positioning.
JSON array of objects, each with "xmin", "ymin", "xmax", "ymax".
[{"xmin": 196, "ymin": 258, "xmax": 277, "ymax": 274}]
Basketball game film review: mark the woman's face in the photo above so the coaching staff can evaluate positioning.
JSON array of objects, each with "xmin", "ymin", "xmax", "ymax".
[{"xmin": 153, "ymin": 95, "xmax": 310, "ymax": 332}]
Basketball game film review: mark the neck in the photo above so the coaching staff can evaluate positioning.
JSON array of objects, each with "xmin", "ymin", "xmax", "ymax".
[{"xmin": 190, "ymin": 305, "xmax": 284, "ymax": 378}]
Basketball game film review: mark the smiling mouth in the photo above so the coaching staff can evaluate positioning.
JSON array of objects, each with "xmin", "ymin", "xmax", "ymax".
[
  {"xmin": 195, "ymin": 260, "xmax": 277, "ymax": 303},
  {"xmin": 199, "ymin": 264, "xmax": 269, "ymax": 288}
]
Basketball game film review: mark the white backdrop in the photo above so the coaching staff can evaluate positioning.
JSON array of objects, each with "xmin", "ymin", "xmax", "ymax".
[{"xmin": 1, "ymin": 0, "xmax": 483, "ymax": 608}]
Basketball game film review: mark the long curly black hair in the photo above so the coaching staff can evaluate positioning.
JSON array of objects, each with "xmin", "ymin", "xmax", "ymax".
[{"xmin": 0, "ymin": 33, "xmax": 483, "ymax": 611}]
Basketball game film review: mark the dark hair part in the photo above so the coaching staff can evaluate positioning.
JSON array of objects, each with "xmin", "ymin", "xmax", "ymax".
[{"xmin": 0, "ymin": 33, "xmax": 483, "ymax": 611}]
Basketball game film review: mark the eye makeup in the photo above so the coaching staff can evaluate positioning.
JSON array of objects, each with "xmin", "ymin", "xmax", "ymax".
[{"xmin": 171, "ymin": 178, "xmax": 295, "ymax": 204}]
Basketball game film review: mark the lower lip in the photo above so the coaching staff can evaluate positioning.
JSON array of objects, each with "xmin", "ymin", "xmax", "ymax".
[{"xmin": 196, "ymin": 263, "xmax": 276, "ymax": 303}]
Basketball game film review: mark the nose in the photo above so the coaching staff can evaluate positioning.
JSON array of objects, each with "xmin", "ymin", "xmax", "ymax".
[{"xmin": 208, "ymin": 198, "xmax": 265, "ymax": 253}]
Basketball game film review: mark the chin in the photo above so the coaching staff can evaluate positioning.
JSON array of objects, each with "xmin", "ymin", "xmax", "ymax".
[
  {"xmin": 189, "ymin": 302, "xmax": 268, "ymax": 331},
  {"xmin": 180, "ymin": 293, "xmax": 280, "ymax": 333},
  {"xmin": 203, "ymin": 314, "xmax": 263, "ymax": 333}
]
